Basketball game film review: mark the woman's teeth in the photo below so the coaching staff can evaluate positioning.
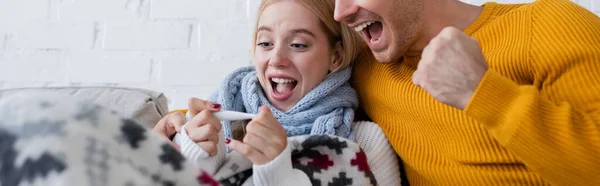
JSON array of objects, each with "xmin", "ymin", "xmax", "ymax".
[
  {"xmin": 271, "ymin": 78, "xmax": 296, "ymax": 84},
  {"xmin": 271, "ymin": 77, "xmax": 297, "ymax": 94},
  {"xmin": 354, "ymin": 21, "xmax": 375, "ymax": 32}
]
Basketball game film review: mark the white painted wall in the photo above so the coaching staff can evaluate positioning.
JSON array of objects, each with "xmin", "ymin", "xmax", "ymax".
[{"xmin": 0, "ymin": 0, "xmax": 598, "ymax": 109}]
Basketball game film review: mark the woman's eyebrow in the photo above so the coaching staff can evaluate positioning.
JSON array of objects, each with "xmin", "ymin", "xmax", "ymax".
[
  {"xmin": 258, "ymin": 26, "xmax": 272, "ymax": 32},
  {"xmin": 290, "ymin": 29, "xmax": 316, "ymax": 38},
  {"xmin": 257, "ymin": 25, "xmax": 315, "ymax": 38}
]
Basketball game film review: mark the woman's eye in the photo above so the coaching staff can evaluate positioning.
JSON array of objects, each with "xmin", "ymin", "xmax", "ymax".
[
  {"xmin": 290, "ymin": 43, "xmax": 308, "ymax": 49},
  {"xmin": 257, "ymin": 42, "xmax": 273, "ymax": 47}
]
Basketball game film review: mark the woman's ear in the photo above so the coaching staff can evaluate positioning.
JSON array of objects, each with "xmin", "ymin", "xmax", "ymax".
[{"xmin": 329, "ymin": 41, "xmax": 344, "ymax": 72}]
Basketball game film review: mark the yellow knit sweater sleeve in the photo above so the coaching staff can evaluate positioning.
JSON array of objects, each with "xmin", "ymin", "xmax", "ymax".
[
  {"xmin": 170, "ymin": 109, "xmax": 188, "ymax": 116},
  {"xmin": 465, "ymin": 0, "xmax": 600, "ymax": 185}
]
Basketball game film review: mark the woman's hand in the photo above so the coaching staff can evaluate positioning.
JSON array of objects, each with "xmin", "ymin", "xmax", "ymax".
[
  {"xmin": 152, "ymin": 97, "xmax": 222, "ymax": 155},
  {"xmin": 152, "ymin": 111, "xmax": 185, "ymax": 151},
  {"xmin": 184, "ymin": 97, "xmax": 223, "ymax": 156},
  {"xmin": 228, "ymin": 105, "xmax": 288, "ymax": 165}
]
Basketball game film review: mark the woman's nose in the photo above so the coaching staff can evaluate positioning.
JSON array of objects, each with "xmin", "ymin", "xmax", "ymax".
[{"xmin": 268, "ymin": 48, "xmax": 290, "ymax": 68}]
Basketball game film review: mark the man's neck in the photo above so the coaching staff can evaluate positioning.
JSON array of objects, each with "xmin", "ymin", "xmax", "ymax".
[{"xmin": 405, "ymin": 0, "xmax": 483, "ymax": 56}]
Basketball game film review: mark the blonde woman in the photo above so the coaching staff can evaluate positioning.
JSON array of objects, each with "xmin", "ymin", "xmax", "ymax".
[{"xmin": 156, "ymin": 0, "xmax": 402, "ymax": 185}]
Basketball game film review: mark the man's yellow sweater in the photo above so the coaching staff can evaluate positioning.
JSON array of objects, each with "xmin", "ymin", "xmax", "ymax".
[{"xmin": 351, "ymin": 0, "xmax": 600, "ymax": 185}]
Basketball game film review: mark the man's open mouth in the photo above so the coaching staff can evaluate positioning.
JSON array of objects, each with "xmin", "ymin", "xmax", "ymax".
[{"xmin": 354, "ymin": 21, "xmax": 383, "ymax": 44}]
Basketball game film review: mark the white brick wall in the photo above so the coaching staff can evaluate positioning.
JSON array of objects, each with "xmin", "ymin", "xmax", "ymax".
[
  {"xmin": 102, "ymin": 22, "xmax": 192, "ymax": 50},
  {"xmin": 11, "ymin": 22, "xmax": 96, "ymax": 49},
  {"xmin": 0, "ymin": 0, "xmax": 48, "ymax": 24},
  {"xmin": 0, "ymin": 0, "xmax": 598, "ymax": 109}
]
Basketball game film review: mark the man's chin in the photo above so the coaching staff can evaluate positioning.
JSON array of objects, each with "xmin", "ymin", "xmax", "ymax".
[
  {"xmin": 372, "ymin": 50, "xmax": 396, "ymax": 64},
  {"xmin": 371, "ymin": 44, "xmax": 409, "ymax": 64}
]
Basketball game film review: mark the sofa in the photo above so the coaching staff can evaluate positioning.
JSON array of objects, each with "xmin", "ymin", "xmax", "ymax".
[{"xmin": 0, "ymin": 86, "xmax": 169, "ymax": 129}]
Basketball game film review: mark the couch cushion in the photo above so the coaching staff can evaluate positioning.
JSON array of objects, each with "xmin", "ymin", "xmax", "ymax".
[{"xmin": 0, "ymin": 87, "xmax": 168, "ymax": 128}]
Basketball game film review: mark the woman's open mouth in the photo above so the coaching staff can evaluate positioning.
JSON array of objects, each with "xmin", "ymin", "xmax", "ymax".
[
  {"xmin": 269, "ymin": 77, "xmax": 298, "ymax": 101},
  {"xmin": 354, "ymin": 21, "xmax": 385, "ymax": 51}
]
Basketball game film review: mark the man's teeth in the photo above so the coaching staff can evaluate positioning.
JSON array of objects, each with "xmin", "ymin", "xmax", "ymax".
[
  {"xmin": 271, "ymin": 78, "xmax": 295, "ymax": 84},
  {"xmin": 354, "ymin": 21, "xmax": 374, "ymax": 32},
  {"xmin": 370, "ymin": 38, "xmax": 380, "ymax": 43}
]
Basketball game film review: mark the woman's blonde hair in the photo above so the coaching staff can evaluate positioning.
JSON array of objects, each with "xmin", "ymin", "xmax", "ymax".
[{"xmin": 251, "ymin": 0, "xmax": 366, "ymax": 70}]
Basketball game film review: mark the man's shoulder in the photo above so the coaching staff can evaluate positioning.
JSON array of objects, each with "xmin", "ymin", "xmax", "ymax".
[
  {"xmin": 528, "ymin": 0, "xmax": 600, "ymax": 24},
  {"xmin": 530, "ymin": 0, "xmax": 588, "ymax": 10},
  {"xmin": 527, "ymin": 0, "xmax": 600, "ymax": 43},
  {"xmin": 525, "ymin": 0, "xmax": 600, "ymax": 70},
  {"xmin": 494, "ymin": 0, "xmax": 587, "ymax": 11},
  {"xmin": 488, "ymin": 0, "xmax": 598, "ymax": 22},
  {"xmin": 486, "ymin": 0, "xmax": 600, "ymax": 43}
]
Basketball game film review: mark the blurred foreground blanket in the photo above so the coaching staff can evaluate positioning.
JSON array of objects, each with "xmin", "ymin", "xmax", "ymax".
[{"xmin": 0, "ymin": 95, "xmax": 219, "ymax": 186}]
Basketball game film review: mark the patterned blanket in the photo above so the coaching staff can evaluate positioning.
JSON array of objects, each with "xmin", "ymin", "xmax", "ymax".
[
  {"xmin": 211, "ymin": 135, "xmax": 378, "ymax": 186},
  {"xmin": 0, "ymin": 95, "xmax": 219, "ymax": 186}
]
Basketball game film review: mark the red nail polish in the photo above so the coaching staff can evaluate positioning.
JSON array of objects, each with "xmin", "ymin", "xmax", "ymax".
[
  {"xmin": 225, "ymin": 138, "xmax": 231, "ymax": 144},
  {"xmin": 212, "ymin": 104, "xmax": 221, "ymax": 109}
]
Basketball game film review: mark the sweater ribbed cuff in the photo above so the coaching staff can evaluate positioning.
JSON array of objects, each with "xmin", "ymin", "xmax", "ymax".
[
  {"xmin": 174, "ymin": 124, "xmax": 225, "ymax": 175},
  {"xmin": 253, "ymin": 145, "xmax": 310, "ymax": 186},
  {"xmin": 351, "ymin": 121, "xmax": 402, "ymax": 186},
  {"xmin": 465, "ymin": 69, "xmax": 527, "ymax": 144}
]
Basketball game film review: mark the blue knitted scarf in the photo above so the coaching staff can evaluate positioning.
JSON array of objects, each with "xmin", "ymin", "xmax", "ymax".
[{"xmin": 209, "ymin": 66, "xmax": 358, "ymax": 140}]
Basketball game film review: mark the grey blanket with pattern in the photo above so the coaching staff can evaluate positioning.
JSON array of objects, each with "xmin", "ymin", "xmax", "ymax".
[{"xmin": 0, "ymin": 95, "xmax": 219, "ymax": 186}]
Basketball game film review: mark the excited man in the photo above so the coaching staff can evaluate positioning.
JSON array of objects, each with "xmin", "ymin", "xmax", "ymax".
[{"xmin": 335, "ymin": 0, "xmax": 600, "ymax": 185}]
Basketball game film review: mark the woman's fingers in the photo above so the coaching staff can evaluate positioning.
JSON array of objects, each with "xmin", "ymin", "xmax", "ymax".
[
  {"xmin": 252, "ymin": 106, "xmax": 281, "ymax": 131},
  {"xmin": 245, "ymin": 120, "xmax": 286, "ymax": 153},
  {"xmin": 166, "ymin": 111, "xmax": 186, "ymax": 133},
  {"xmin": 188, "ymin": 97, "xmax": 221, "ymax": 118},
  {"xmin": 228, "ymin": 139, "xmax": 269, "ymax": 165},
  {"xmin": 238, "ymin": 105, "xmax": 287, "ymax": 163},
  {"xmin": 242, "ymin": 133, "xmax": 284, "ymax": 160},
  {"xmin": 185, "ymin": 117, "xmax": 221, "ymax": 156},
  {"xmin": 174, "ymin": 102, "xmax": 222, "ymax": 157},
  {"xmin": 186, "ymin": 124, "xmax": 220, "ymax": 143},
  {"xmin": 188, "ymin": 109, "xmax": 222, "ymax": 132},
  {"xmin": 153, "ymin": 113, "xmax": 182, "ymax": 139},
  {"xmin": 245, "ymin": 121, "xmax": 272, "ymax": 140},
  {"xmin": 152, "ymin": 114, "xmax": 182, "ymax": 151}
]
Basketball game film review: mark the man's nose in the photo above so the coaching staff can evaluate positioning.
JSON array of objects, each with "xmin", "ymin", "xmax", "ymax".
[{"xmin": 334, "ymin": 0, "xmax": 357, "ymax": 22}]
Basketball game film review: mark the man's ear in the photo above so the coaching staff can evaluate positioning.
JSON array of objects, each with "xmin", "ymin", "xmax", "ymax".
[{"xmin": 329, "ymin": 41, "xmax": 344, "ymax": 72}]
